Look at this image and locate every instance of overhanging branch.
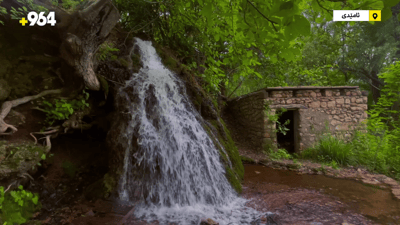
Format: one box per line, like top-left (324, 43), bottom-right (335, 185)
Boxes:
top-left (246, 0), bottom-right (278, 32)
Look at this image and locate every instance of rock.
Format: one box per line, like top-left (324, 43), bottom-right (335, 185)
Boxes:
top-left (200, 218), bottom-right (219, 225)
top-left (392, 188), bottom-right (400, 199)
top-left (0, 79), bottom-right (11, 101)
top-left (327, 101), bottom-right (336, 108)
top-left (264, 212), bottom-right (280, 225)
top-left (85, 210), bottom-right (95, 217)
top-left (0, 141), bottom-right (47, 181)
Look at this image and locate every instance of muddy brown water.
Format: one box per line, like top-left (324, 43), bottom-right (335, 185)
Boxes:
top-left (244, 165), bottom-right (400, 224)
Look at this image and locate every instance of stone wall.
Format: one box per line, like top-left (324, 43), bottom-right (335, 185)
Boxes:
top-left (227, 90), bottom-right (268, 150)
top-left (227, 87), bottom-right (368, 152)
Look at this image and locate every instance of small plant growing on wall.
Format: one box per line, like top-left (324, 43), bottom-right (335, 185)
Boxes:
top-left (264, 104), bottom-right (290, 135)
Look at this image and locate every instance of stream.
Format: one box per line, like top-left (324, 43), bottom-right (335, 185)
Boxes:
top-left (244, 165), bottom-right (400, 224)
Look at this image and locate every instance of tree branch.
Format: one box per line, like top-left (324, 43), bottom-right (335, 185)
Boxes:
top-left (246, 0), bottom-right (278, 32)
top-left (339, 66), bottom-right (384, 86)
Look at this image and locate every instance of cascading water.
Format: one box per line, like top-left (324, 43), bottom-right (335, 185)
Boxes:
top-left (115, 38), bottom-right (263, 224)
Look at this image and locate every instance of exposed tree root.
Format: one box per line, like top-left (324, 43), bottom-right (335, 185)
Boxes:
top-left (30, 129), bottom-right (59, 145)
top-left (0, 89), bottom-right (63, 135)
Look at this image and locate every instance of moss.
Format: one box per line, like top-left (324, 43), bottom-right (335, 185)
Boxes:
top-left (0, 141), bottom-right (49, 181)
top-left (97, 75), bottom-right (109, 99)
top-left (206, 119), bottom-right (244, 193)
top-left (240, 156), bottom-right (256, 164)
top-left (163, 56), bottom-right (178, 71)
top-left (191, 92), bottom-right (203, 111)
top-left (117, 58), bottom-right (129, 68)
top-left (211, 98), bottom-right (219, 111)
top-left (103, 173), bottom-right (116, 194)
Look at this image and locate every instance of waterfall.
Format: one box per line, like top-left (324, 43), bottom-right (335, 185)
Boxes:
top-left (114, 38), bottom-right (262, 224)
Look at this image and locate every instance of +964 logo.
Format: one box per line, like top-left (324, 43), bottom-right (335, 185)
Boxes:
top-left (21, 11), bottom-right (56, 26)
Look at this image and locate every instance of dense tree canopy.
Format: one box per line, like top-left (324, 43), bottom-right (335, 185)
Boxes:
top-left (111, 0), bottom-right (400, 95)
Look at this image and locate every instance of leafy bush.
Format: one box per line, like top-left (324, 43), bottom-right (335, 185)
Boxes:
top-left (301, 133), bottom-right (356, 166)
top-left (41, 90), bottom-right (89, 126)
top-left (268, 148), bottom-right (293, 160)
top-left (0, 185), bottom-right (40, 225)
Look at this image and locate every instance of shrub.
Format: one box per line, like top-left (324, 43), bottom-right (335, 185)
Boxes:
top-left (0, 185), bottom-right (41, 225)
top-left (269, 148), bottom-right (293, 160)
top-left (301, 133), bottom-right (356, 166)
top-left (41, 89), bottom-right (89, 126)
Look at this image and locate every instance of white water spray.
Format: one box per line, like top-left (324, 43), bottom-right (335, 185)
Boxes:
top-left (115, 38), bottom-right (263, 224)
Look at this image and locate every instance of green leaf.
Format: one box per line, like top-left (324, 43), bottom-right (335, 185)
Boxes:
top-left (381, 7), bottom-right (392, 22)
top-left (280, 1), bottom-right (294, 10)
top-left (247, 50), bottom-right (252, 57)
top-left (284, 15), bottom-right (310, 40)
top-left (41, 154), bottom-right (46, 160)
top-left (270, 54), bottom-right (278, 63)
top-left (32, 195), bottom-right (38, 205)
top-left (214, 34), bottom-right (220, 41)
top-left (223, 58), bottom-right (230, 64)
top-left (369, 1), bottom-right (384, 9)
top-left (384, 0), bottom-right (400, 7)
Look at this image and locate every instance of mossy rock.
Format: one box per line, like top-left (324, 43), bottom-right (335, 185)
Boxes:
top-left (204, 119), bottom-right (244, 193)
top-left (0, 141), bottom-right (46, 181)
top-left (84, 173), bottom-right (117, 200)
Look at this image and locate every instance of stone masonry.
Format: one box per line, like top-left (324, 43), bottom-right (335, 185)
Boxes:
top-left (227, 86), bottom-right (368, 152)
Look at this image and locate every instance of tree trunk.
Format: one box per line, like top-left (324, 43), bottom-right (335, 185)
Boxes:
top-left (371, 70), bottom-right (381, 104)
top-left (56, 0), bottom-right (120, 90)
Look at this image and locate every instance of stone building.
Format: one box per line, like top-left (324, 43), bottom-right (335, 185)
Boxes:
top-left (227, 86), bottom-right (368, 153)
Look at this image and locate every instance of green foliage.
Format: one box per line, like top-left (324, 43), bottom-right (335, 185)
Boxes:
top-left (327, 160), bottom-right (339, 169)
top-left (268, 148), bottom-right (293, 160)
top-left (51, 0), bottom-right (86, 11)
top-left (264, 105), bottom-right (290, 135)
top-left (0, 185), bottom-right (40, 225)
top-left (41, 89), bottom-right (89, 126)
top-left (240, 155), bottom-right (256, 164)
top-left (115, 0), bottom-right (394, 93)
top-left (301, 132), bottom-right (356, 166)
top-left (0, 0), bottom-right (48, 23)
top-left (97, 42), bottom-right (120, 61)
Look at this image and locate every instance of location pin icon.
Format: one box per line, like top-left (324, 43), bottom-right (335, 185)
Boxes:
top-left (373, 13), bottom-right (378, 20)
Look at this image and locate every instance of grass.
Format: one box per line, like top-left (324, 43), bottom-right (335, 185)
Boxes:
top-left (300, 130), bottom-right (400, 180)
top-left (301, 133), bottom-right (356, 166)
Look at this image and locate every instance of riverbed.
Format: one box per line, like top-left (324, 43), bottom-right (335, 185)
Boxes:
top-left (242, 164), bottom-right (400, 224)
